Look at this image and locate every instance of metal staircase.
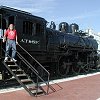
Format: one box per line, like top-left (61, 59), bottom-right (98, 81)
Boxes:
top-left (1, 43), bottom-right (50, 96)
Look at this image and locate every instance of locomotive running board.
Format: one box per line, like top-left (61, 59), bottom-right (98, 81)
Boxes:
top-left (2, 61), bottom-right (44, 96)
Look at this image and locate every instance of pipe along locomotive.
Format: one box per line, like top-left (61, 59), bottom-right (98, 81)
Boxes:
top-left (0, 6), bottom-right (99, 81)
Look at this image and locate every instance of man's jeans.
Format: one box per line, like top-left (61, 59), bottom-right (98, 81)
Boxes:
top-left (5, 39), bottom-right (16, 59)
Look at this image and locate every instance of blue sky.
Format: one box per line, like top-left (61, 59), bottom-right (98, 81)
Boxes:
top-left (0, 0), bottom-right (100, 33)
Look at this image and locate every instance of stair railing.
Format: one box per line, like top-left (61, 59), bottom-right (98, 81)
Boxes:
top-left (1, 43), bottom-right (50, 95)
top-left (17, 43), bottom-right (50, 94)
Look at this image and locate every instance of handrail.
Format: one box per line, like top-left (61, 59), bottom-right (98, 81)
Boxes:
top-left (17, 43), bottom-right (50, 94)
top-left (2, 61), bottom-right (35, 96)
top-left (1, 43), bottom-right (50, 94)
top-left (2, 47), bottom-right (39, 77)
top-left (17, 43), bottom-right (50, 76)
top-left (2, 47), bottom-right (44, 95)
top-left (17, 49), bottom-right (49, 82)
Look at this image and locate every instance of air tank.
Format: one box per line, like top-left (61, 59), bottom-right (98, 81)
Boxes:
top-left (70, 23), bottom-right (79, 33)
top-left (59, 22), bottom-right (69, 33)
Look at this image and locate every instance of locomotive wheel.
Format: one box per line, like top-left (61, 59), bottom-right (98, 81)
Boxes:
top-left (72, 65), bottom-right (81, 75)
top-left (58, 57), bottom-right (70, 77)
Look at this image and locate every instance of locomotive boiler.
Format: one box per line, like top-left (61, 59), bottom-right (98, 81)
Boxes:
top-left (47, 22), bottom-right (98, 76)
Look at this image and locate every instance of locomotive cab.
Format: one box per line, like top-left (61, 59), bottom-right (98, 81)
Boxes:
top-left (0, 6), bottom-right (48, 81)
top-left (0, 6), bottom-right (47, 53)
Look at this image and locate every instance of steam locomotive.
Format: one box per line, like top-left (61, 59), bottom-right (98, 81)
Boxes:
top-left (0, 6), bottom-right (98, 80)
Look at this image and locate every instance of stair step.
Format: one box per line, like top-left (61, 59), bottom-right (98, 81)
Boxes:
top-left (8, 65), bottom-right (18, 69)
top-left (8, 65), bottom-right (18, 67)
top-left (26, 83), bottom-right (36, 88)
top-left (31, 88), bottom-right (43, 94)
top-left (16, 74), bottom-right (26, 77)
top-left (12, 70), bottom-right (24, 74)
top-left (6, 61), bottom-right (14, 62)
top-left (21, 79), bottom-right (32, 84)
top-left (12, 69), bottom-right (23, 72)
top-left (5, 61), bottom-right (15, 65)
top-left (27, 86), bottom-right (43, 94)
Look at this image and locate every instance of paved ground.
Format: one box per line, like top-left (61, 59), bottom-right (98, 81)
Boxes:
top-left (0, 72), bottom-right (100, 100)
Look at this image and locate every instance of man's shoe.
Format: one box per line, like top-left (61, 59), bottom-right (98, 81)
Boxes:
top-left (4, 57), bottom-right (8, 62)
top-left (11, 58), bottom-right (17, 62)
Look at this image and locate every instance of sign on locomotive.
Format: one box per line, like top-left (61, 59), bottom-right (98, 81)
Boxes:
top-left (0, 5), bottom-right (99, 81)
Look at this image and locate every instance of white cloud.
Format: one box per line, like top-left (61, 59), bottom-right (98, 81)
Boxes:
top-left (66, 9), bottom-right (100, 21)
top-left (0, 0), bottom-right (57, 14)
top-left (45, 9), bottom-right (100, 25)
top-left (1, 0), bottom-right (100, 31)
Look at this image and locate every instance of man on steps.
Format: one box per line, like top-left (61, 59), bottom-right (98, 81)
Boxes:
top-left (3, 24), bottom-right (18, 62)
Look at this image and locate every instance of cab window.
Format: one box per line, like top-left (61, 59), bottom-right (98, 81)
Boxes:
top-left (23, 21), bottom-right (33, 35)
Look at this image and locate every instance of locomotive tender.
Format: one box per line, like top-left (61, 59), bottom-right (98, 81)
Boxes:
top-left (0, 6), bottom-right (98, 79)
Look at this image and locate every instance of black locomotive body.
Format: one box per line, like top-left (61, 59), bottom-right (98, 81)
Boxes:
top-left (0, 6), bottom-right (99, 79)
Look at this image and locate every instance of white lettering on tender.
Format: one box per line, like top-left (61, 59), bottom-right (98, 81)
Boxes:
top-left (20, 39), bottom-right (39, 44)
